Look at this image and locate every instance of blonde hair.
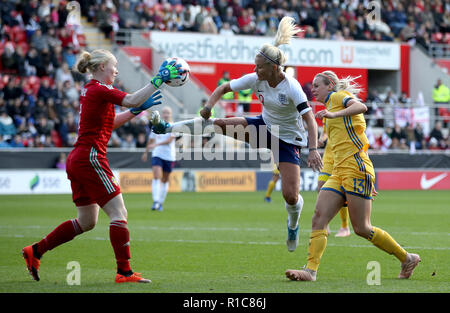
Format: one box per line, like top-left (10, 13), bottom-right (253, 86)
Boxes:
top-left (258, 16), bottom-right (301, 67)
top-left (315, 70), bottom-right (363, 97)
top-left (74, 49), bottom-right (115, 74)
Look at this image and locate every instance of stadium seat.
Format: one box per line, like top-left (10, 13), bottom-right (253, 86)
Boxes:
top-left (26, 76), bottom-right (41, 96)
top-left (11, 26), bottom-right (27, 43)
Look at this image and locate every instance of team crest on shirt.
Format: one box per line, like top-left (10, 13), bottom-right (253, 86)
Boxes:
top-left (111, 176), bottom-right (119, 187)
top-left (278, 93), bottom-right (288, 105)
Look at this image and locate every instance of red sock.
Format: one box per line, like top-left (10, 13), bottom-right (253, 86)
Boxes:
top-left (109, 220), bottom-right (131, 273)
top-left (36, 219), bottom-right (83, 257)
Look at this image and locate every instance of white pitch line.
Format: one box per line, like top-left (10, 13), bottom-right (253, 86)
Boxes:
top-left (2, 234), bottom-right (449, 251)
top-left (0, 225), bottom-right (449, 236)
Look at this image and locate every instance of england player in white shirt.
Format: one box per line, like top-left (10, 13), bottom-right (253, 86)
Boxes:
top-left (152, 17), bottom-right (323, 251)
top-left (142, 106), bottom-right (176, 211)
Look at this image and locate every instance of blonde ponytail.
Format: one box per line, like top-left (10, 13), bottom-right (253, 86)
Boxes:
top-left (316, 70), bottom-right (363, 97)
top-left (274, 16), bottom-right (301, 47)
top-left (258, 16), bottom-right (302, 67)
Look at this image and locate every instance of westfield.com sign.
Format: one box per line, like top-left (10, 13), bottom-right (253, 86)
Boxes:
top-left (150, 31), bottom-right (400, 70)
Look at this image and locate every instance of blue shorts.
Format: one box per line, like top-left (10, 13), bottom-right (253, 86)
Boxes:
top-left (245, 115), bottom-right (301, 165)
top-left (152, 157), bottom-right (175, 173)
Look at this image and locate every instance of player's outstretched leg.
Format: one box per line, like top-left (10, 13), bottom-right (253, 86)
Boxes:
top-left (21, 218), bottom-right (84, 281)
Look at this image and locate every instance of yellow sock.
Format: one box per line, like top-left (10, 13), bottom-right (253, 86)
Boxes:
top-left (306, 229), bottom-right (328, 272)
top-left (265, 180), bottom-right (275, 198)
top-left (339, 207), bottom-right (349, 228)
top-left (368, 226), bottom-right (407, 263)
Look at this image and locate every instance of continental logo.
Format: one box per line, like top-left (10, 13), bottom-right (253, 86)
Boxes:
top-left (119, 172), bottom-right (182, 193)
top-left (195, 171), bottom-right (255, 192)
top-left (121, 174), bottom-right (152, 187)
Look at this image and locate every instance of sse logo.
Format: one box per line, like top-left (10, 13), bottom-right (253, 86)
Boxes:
top-left (29, 174), bottom-right (61, 191)
top-left (0, 177), bottom-right (11, 189)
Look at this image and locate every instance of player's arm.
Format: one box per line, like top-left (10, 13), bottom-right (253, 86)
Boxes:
top-left (301, 107), bottom-right (323, 172)
top-left (141, 137), bottom-right (156, 162)
top-left (315, 99), bottom-right (367, 119)
top-left (156, 135), bottom-right (176, 146)
top-left (113, 90), bottom-right (163, 129)
top-left (200, 82), bottom-right (232, 119)
top-left (122, 59), bottom-right (182, 108)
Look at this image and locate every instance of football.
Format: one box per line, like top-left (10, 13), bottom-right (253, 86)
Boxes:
top-left (165, 57), bottom-right (190, 87)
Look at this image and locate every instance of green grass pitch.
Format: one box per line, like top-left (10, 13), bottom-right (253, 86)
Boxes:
top-left (0, 190), bottom-right (448, 293)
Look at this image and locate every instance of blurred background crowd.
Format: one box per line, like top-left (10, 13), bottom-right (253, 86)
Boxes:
top-left (0, 0), bottom-right (448, 152)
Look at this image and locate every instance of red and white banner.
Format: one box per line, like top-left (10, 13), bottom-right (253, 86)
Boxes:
top-left (377, 170), bottom-right (450, 190)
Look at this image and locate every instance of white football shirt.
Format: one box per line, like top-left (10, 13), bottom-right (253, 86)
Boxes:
top-left (149, 133), bottom-right (176, 161)
top-left (229, 73), bottom-right (310, 146)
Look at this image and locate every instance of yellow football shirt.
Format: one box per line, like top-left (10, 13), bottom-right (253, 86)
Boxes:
top-left (324, 90), bottom-right (369, 167)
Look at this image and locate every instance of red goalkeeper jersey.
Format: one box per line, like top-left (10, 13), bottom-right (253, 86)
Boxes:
top-left (74, 79), bottom-right (127, 156)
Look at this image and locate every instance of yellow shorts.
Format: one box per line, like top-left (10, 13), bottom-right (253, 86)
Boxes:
top-left (322, 150), bottom-right (375, 200)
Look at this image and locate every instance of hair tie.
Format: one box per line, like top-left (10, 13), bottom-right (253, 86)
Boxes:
top-left (258, 50), bottom-right (280, 66)
top-left (321, 73), bottom-right (336, 87)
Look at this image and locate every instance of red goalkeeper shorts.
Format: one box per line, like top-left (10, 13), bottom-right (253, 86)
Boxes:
top-left (66, 146), bottom-right (121, 207)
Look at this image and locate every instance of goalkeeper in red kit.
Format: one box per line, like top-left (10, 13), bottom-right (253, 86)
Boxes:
top-left (21, 49), bottom-right (182, 283)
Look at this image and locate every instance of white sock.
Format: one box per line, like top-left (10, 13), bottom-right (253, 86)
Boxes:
top-left (152, 179), bottom-right (161, 203)
top-left (159, 182), bottom-right (169, 204)
top-left (167, 118), bottom-right (215, 135)
top-left (285, 194), bottom-right (304, 230)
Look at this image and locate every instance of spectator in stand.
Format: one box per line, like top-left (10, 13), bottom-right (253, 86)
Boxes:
top-left (25, 13), bottom-right (41, 38)
top-left (121, 133), bottom-right (136, 149)
top-left (399, 92), bottom-right (411, 105)
top-left (62, 80), bottom-right (79, 103)
top-left (379, 128), bottom-right (393, 151)
top-left (119, 1), bottom-right (139, 29)
top-left (414, 123), bottom-right (427, 150)
top-left (0, 135), bottom-right (10, 147)
top-left (26, 47), bottom-right (44, 77)
top-left (37, 78), bottom-right (56, 102)
top-left (390, 124), bottom-right (408, 150)
top-left (97, 2), bottom-right (114, 39)
top-left (10, 134), bottom-right (24, 148)
top-left (136, 132), bottom-right (148, 148)
top-left (1, 42), bottom-right (16, 71)
top-left (55, 62), bottom-right (74, 87)
top-left (432, 78), bottom-right (450, 127)
top-left (57, 98), bottom-right (75, 120)
top-left (31, 25), bottom-right (49, 51)
top-left (0, 108), bottom-right (17, 140)
top-left (13, 45), bottom-right (27, 76)
top-left (400, 19), bottom-right (416, 44)
top-left (32, 98), bottom-right (48, 120)
top-left (2, 78), bottom-right (23, 102)
top-left (35, 115), bottom-right (53, 138)
top-left (222, 7), bottom-right (239, 34)
top-left (220, 22), bottom-right (235, 35)
top-left (58, 27), bottom-right (74, 50)
top-left (429, 121), bottom-right (446, 149)
top-left (55, 152), bottom-right (67, 170)
top-left (384, 90), bottom-right (397, 128)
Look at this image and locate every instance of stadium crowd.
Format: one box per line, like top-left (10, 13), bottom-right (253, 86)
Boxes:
top-left (0, 0), bottom-right (449, 151)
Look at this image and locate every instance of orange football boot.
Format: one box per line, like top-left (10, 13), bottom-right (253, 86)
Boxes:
top-left (22, 245), bottom-right (40, 281)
